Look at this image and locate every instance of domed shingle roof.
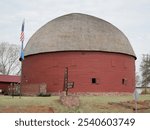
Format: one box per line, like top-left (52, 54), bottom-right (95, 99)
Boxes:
top-left (24, 13), bottom-right (136, 58)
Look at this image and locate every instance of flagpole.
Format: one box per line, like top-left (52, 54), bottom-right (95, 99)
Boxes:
top-left (19, 20), bottom-right (25, 98)
top-left (19, 41), bottom-right (23, 99)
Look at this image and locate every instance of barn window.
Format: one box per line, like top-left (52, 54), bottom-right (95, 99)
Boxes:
top-left (92, 78), bottom-right (97, 84)
top-left (122, 78), bottom-right (127, 85)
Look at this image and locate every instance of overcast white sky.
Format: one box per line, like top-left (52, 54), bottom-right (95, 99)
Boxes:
top-left (0, 0), bottom-right (150, 73)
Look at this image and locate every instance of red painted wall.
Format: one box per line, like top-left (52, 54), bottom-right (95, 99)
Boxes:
top-left (22, 51), bottom-right (135, 94)
top-left (0, 82), bottom-right (9, 93)
top-left (21, 84), bottom-right (41, 96)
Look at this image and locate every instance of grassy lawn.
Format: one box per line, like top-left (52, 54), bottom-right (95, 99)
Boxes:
top-left (0, 94), bottom-right (150, 113)
top-left (79, 95), bottom-right (150, 112)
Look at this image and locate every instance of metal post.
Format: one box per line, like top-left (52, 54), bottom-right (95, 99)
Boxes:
top-left (19, 63), bottom-right (22, 98)
top-left (135, 101), bottom-right (137, 113)
top-left (133, 89), bottom-right (139, 113)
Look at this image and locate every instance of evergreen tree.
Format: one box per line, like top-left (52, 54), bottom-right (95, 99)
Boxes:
top-left (140, 54), bottom-right (150, 88)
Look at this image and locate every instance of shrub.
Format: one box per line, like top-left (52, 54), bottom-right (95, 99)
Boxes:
top-left (37, 93), bottom-right (51, 97)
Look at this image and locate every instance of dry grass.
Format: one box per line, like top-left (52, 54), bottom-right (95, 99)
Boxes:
top-left (0, 94), bottom-right (150, 113)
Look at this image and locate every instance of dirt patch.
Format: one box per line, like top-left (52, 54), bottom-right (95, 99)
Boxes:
top-left (0, 105), bottom-right (54, 113)
top-left (108, 100), bottom-right (150, 112)
top-left (60, 95), bottom-right (80, 108)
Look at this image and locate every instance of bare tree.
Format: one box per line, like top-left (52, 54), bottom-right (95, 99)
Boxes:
top-left (140, 54), bottom-right (150, 88)
top-left (0, 42), bottom-right (21, 75)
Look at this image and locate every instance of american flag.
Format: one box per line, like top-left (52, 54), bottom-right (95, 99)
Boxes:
top-left (20, 20), bottom-right (25, 42)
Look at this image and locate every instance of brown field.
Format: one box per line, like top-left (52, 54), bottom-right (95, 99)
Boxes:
top-left (0, 94), bottom-right (150, 113)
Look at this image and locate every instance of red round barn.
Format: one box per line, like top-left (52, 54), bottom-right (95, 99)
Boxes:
top-left (22, 13), bottom-right (136, 95)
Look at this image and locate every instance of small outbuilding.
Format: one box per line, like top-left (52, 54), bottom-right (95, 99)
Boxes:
top-left (0, 75), bottom-right (20, 94)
